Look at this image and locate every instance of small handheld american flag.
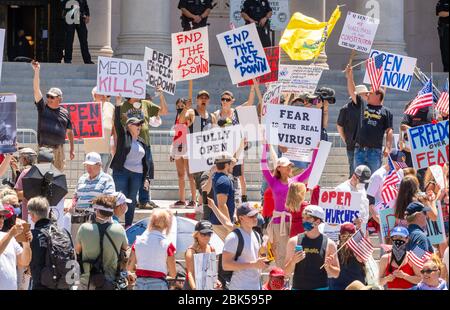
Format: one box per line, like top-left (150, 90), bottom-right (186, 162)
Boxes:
top-left (405, 79), bottom-right (434, 116)
top-left (366, 54), bottom-right (384, 92)
top-left (435, 79), bottom-right (449, 115)
top-left (381, 157), bottom-right (401, 204)
top-left (347, 230), bottom-right (374, 263)
top-left (407, 246), bottom-right (433, 270)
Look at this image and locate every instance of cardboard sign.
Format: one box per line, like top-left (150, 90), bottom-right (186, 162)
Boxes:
top-left (307, 141), bottom-right (332, 190)
top-left (144, 47), bottom-right (176, 95)
top-left (319, 190), bottom-right (363, 242)
top-left (261, 83), bottom-right (282, 121)
top-left (217, 23), bottom-right (271, 85)
top-left (278, 65), bottom-right (324, 96)
top-left (338, 11), bottom-right (379, 53)
top-left (407, 120), bottom-right (449, 170)
top-left (426, 202), bottom-right (446, 245)
top-left (97, 57), bottom-right (146, 99)
top-left (238, 46), bottom-right (280, 86)
top-left (429, 165), bottom-right (446, 189)
top-left (187, 125), bottom-right (242, 174)
top-left (60, 102), bottom-right (103, 139)
top-left (264, 105), bottom-right (322, 149)
top-left (172, 27), bottom-right (210, 82)
top-left (194, 253), bottom-right (218, 290)
top-left (0, 94), bottom-right (17, 154)
top-left (379, 208), bottom-right (397, 242)
top-left (0, 29), bottom-right (5, 83)
top-left (236, 106), bottom-right (262, 142)
top-left (363, 50), bottom-right (417, 92)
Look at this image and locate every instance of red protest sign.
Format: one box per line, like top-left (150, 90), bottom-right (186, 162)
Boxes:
top-left (238, 46), bottom-right (280, 87)
top-left (60, 102), bottom-right (103, 139)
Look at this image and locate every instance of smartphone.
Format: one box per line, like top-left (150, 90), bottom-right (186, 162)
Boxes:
top-left (295, 245), bottom-right (303, 252)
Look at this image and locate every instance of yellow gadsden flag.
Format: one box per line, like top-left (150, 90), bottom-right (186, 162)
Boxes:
top-left (280, 6), bottom-right (342, 61)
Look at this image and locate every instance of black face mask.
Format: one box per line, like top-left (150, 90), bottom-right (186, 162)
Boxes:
top-left (392, 239), bottom-right (407, 265)
top-left (176, 108), bottom-right (184, 114)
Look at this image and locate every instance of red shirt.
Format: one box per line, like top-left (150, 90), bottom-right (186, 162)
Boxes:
top-left (262, 187), bottom-right (275, 218)
top-left (289, 201), bottom-right (309, 237)
top-left (385, 255), bottom-right (416, 289)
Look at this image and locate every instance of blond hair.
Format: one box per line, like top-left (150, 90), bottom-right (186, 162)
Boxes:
top-left (0, 188), bottom-right (17, 200)
top-left (2, 194), bottom-right (18, 205)
top-left (148, 209), bottom-right (173, 233)
top-left (285, 182), bottom-right (306, 213)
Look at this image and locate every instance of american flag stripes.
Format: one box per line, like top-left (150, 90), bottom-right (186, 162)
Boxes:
top-left (435, 79), bottom-right (449, 115)
top-left (381, 157), bottom-right (401, 204)
top-left (366, 54), bottom-right (384, 92)
top-left (408, 246), bottom-right (433, 270)
top-left (405, 79), bottom-right (434, 116)
top-left (347, 230), bottom-right (374, 263)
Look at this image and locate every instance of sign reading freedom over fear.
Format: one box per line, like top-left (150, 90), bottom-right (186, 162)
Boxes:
top-left (172, 27), bottom-right (209, 82)
top-left (97, 57), bottom-right (146, 99)
top-left (338, 11), bottom-right (379, 53)
top-left (60, 102), bottom-right (103, 139)
top-left (407, 120), bottom-right (449, 170)
top-left (238, 46), bottom-right (280, 86)
top-left (217, 23), bottom-right (271, 85)
top-left (144, 47), bottom-right (176, 95)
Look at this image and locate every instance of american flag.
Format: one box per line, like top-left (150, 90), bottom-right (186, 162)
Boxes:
top-left (435, 79), bottom-right (449, 115)
top-left (347, 230), bottom-right (374, 263)
top-left (405, 79), bottom-right (434, 116)
top-left (381, 157), bottom-right (401, 204)
top-left (408, 246), bottom-right (433, 270)
top-left (366, 54), bottom-right (384, 92)
top-left (392, 159), bottom-right (408, 170)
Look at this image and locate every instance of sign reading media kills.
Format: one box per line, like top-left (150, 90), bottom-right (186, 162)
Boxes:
top-left (60, 102), bottom-right (103, 139)
top-left (144, 47), bottom-right (176, 95)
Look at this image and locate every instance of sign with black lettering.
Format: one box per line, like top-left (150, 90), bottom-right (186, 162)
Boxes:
top-left (0, 94), bottom-right (17, 154)
top-left (144, 47), bottom-right (176, 95)
top-left (60, 102), bottom-right (103, 139)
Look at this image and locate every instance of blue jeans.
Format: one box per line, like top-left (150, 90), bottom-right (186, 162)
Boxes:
top-left (347, 150), bottom-right (355, 178)
top-left (113, 168), bottom-right (143, 226)
top-left (135, 277), bottom-right (168, 290)
top-left (138, 146), bottom-right (154, 204)
top-left (354, 147), bottom-right (382, 176)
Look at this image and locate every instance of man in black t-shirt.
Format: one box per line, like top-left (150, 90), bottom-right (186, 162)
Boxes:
top-left (31, 61), bottom-right (74, 172)
top-left (178, 0), bottom-right (213, 31)
top-left (345, 65), bottom-right (394, 176)
top-left (241, 0), bottom-right (273, 47)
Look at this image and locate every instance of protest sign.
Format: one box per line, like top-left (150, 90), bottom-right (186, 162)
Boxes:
top-left (363, 49), bottom-right (417, 92)
top-left (229, 0), bottom-right (290, 31)
top-left (407, 120), bottom-right (449, 170)
top-left (60, 102), bottom-right (103, 139)
top-left (426, 202), bottom-right (446, 245)
top-left (236, 106), bottom-right (262, 142)
top-left (338, 11), bottom-right (379, 53)
top-left (172, 27), bottom-right (209, 82)
top-left (0, 94), bottom-right (17, 154)
top-left (307, 141), bottom-right (332, 190)
top-left (429, 165), bottom-right (446, 189)
top-left (97, 57), bottom-right (146, 99)
top-left (194, 253), bottom-right (218, 290)
top-left (144, 47), bottom-right (176, 95)
top-left (187, 125), bottom-right (242, 174)
top-left (217, 23), bottom-right (271, 85)
top-left (265, 105), bottom-right (322, 149)
top-left (0, 29), bottom-right (5, 83)
top-left (282, 148), bottom-right (312, 163)
top-left (261, 83), bottom-right (282, 121)
top-left (379, 208), bottom-right (397, 241)
top-left (238, 46), bottom-right (280, 86)
top-left (278, 65), bottom-right (324, 96)
top-left (319, 189), bottom-right (363, 242)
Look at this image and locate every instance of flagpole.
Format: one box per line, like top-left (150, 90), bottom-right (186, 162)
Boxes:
top-left (319, 228), bottom-right (363, 270)
top-left (341, 58), bottom-right (368, 72)
top-left (431, 62), bottom-right (436, 121)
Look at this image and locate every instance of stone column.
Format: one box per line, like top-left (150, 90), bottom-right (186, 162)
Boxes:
top-left (115, 0), bottom-right (171, 60)
top-left (72, 0), bottom-right (113, 63)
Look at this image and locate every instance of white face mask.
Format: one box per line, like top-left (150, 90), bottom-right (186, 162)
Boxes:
top-left (133, 101), bottom-right (142, 109)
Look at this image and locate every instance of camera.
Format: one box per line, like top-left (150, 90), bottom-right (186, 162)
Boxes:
top-left (315, 87), bottom-right (336, 104)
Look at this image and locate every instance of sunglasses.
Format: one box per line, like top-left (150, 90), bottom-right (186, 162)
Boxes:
top-left (46, 95), bottom-right (58, 100)
top-left (421, 268), bottom-right (439, 274)
top-left (221, 97), bottom-right (232, 102)
top-left (131, 123), bottom-right (143, 127)
top-left (200, 232), bottom-right (213, 237)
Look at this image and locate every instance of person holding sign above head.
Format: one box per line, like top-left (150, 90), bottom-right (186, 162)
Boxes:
top-left (345, 65), bottom-right (394, 176)
top-left (178, 0), bottom-right (213, 31)
top-left (31, 61), bottom-right (74, 172)
top-left (241, 0), bottom-right (273, 47)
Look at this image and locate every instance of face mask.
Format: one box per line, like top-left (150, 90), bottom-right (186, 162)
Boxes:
top-left (392, 239), bottom-right (407, 265)
top-left (302, 221), bottom-right (315, 232)
top-left (176, 108), bottom-right (184, 114)
top-left (133, 101), bottom-right (142, 109)
top-left (269, 278), bottom-right (284, 290)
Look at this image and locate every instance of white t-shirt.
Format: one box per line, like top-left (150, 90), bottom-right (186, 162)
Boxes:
top-left (223, 228), bottom-right (261, 290)
top-left (335, 180), bottom-right (370, 231)
top-left (0, 232), bottom-right (23, 290)
top-left (367, 166), bottom-right (388, 205)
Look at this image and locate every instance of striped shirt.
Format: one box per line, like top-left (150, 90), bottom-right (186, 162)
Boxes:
top-left (75, 171), bottom-right (115, 209)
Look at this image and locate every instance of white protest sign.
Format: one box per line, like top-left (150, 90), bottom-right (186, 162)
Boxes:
top-left (278, 65), bottom-right (324, 96)
top-left (307, 141), bottom-right (332, 190)
top-left (144, 47), bottom-right (176, 95)
top-left (187, 125), bottom-right (242, 174)
top-left (319, 189), bottom-right (363, 242)
top-left (236, 106), bottom-right (262, 142)
top-left (363, 49), bottom-right (417, 92)
top-left (429, 165), bottom-right (446, 189)
top-left (283, 148), bottom-right (312, 162)
top-left (217, 23), bottom-right (271, 85)
top-left (426, 201), bottom-right (446, 245)
top-left (407, 120), bottom-right (449, 170)
top-left (261, 83), bottom-right (282, 121)
top-left (338, 11), bottom-right (379, 53)
top-left (97, 57), bottom-right (146, 99)
top-left (172, 27), bottom-right (210, 82)
top-left (194, 253), bottom-right (218, 290)
top-left (264, 105), bottom-right (322, 149)
top-left (0, 29), bottom-right (5, 83)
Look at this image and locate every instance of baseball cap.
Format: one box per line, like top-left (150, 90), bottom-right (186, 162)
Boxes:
top-left (38, 147), bottom-right (54, 163)
top-left (0, 203), bottom-right (11, 216)
top-left (390, 149), bottom-right (406, 162)
top-left (269, 267), bottom-right (285, 278)
top-left (303, 205), bottom-right (325, 222)
top-left (354, 85), bottom-right (371, 95)
top-left (114, 192), bottom-right (132, 206)
top-left (197, 90), bottom-right (210, 98)
top-left (126, 117), bottom-right (145, 126)
top-left (405, 201), bottom-right (431, 216)
top-left (236, 203), bottom-right (260, 217)
top-left (83, 152), bottom-right (102, 166)
top-left (214, 152), bottom-right (237, 165)
top-left (195, 220), bottom-right (214, 234)
top-left (19, 148), bottom-right (37, 156)
top-left (47, 87), bottom-right (63, 97)
top-left (354, 165), bottom-right (372, 184)
top-left (390, 226), bottom-right (410, 238)
top-left (340, 222), bottom-right (356, 235)
top-left (276, 157), bottom-right (294, 168)
top-left (221, 91), bottom-right (234, 98)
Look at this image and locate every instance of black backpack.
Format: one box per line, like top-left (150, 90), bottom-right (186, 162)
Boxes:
top-left (40, 224), bottom-right (76, 290)
top-left (217, 228), bottom-right (262, 290)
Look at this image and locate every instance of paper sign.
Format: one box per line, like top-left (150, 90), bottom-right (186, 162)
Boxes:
top-left (338, 11), bottom-right (379, 53)
top-left (217, 23), bottom-right (271, 85)
top-left (264, 105), bottom-right (322, 149)
top-left (307, 141), bottom-right (332, 190)
top-left (319, 190), bottom-right (363, 242)
top-left (407, 120), bottom-right (449, 170)
top-left (0, 94), bottom-right (17, 154)
top-left (238, 46), bottom-right (280, 86)
top-left (283, 148), bottom-right (312, 162)
top-left (144, 47), bottom-right (176, 95)
top-left (60, 102), bottom-right (103, 139)
top-left (429, 165), bottom-right (446, 189)
top-left (194, 253), bottom-right (218, 290)
top-left (426, 202), bottom-right (446, 245)
top-left (379, 208), bottom-right (397, 242)
top-left (172, 27), bottom-right (210, 82)
top-left (0, 29), bottom-right (5, 83)
top-left (236, 106), bottom-right (262, 142)
top-left (278, 65), bottom-right (324, 95)
top-left (230, 0), bottom-right (290, 31)
top-left (97, 57), bottom-right (146, 99)
top-left (363, 49), bottom-right (417, 92)
top-left (261, 83), bottom-right (282, 121)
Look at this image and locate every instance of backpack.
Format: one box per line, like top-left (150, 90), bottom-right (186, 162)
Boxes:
top-left (40, 224), bottom-right (76, 290)
top-left (217, 228), bottom-right (262, 290)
